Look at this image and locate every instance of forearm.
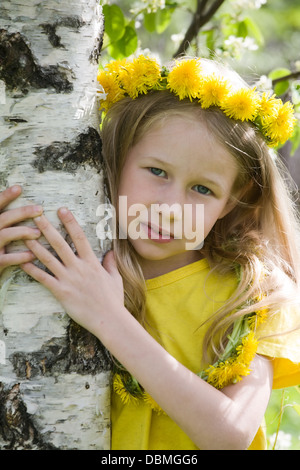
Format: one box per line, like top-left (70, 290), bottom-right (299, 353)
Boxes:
top-left (94, 304), bottom-right (263, 450)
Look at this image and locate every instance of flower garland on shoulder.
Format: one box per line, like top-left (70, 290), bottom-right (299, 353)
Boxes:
top-left (198, 302), bottom-right (268, 389)
top-left (97, 55), bottom-right (296, 148)
top-left (112, 302), bottom-right (268, 413)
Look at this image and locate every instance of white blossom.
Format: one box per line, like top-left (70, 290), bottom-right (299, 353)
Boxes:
top-left (254, 74), bottom-right (273, 92)
top-left (269, 431), bottom-right (292, 450)
top-left (231, 0), bottom-right (267, 10)
top-left (130, 0), bottom-right (166, 15)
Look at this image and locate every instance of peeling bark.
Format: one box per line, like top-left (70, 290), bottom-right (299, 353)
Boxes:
top-left (0, 0), bottom-right (110, 450)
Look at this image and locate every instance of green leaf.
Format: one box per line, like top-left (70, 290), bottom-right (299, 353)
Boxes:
top-left (201, 30), bottom-right (215, 53)
top-left (143, 12), bottom-right (156, 33)
top-left (274, 81), bottom-right (290, 96)
top-left (108, 25), bottom-right (138, 59)
top-left (144, 8), bottom-right (173, 34)
top-left (237, 20), bottom-right (248, 38)
top-left (292, 403), bottom-right (300, 416)
top-left (119, 25), bottom-right (138, 56)
top-left (243, 17), bottom-right (264, 46)
top-left (269, 68), bottom-right (291, 96)
top-left (103, 4), bottom-right (125, 42)
top-left (269, 68), bottom-right (291, 80)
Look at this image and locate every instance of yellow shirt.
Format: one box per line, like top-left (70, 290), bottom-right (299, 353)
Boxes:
top-left (111, 259), bottom-right (300, 450)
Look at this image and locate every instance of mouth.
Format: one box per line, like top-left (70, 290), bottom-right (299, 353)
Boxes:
top-left (140, 222), bottom-right (175, 243)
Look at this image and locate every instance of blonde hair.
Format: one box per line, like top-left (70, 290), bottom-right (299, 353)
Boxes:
top-left (100, 63), bottom-right (300, 363)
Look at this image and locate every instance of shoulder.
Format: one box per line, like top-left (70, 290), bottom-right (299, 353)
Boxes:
top-left (256, 303), bottom-right (300, 388)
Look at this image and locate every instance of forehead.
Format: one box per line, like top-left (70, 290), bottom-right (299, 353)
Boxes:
top-left (131, 115), bottom-right (238, 171)
top-left (124, 115), bottom-right (240, 194)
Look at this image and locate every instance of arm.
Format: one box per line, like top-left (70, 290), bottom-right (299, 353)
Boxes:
top-left (22, 208), bottom-right (273, 450)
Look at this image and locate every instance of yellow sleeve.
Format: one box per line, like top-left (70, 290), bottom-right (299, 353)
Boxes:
top-left (256, 304), bottom-right (300, 389)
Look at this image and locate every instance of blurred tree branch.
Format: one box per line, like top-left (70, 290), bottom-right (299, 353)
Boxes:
top-left (272, 71), bottom-right (300, 86)
top-left (173, 0), bottom-right (226, 57)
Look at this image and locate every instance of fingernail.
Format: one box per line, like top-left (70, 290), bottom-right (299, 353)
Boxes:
top-left (34, 216), bottom-right (41, 222)
top-left (33, 228), bottom-right (41, 235)
top-left (11, 185), bottom-right (21, 194)
top-left (59, 207), bottom-right (68, 215)
top-left (34, 205), bottom-right (43, 214)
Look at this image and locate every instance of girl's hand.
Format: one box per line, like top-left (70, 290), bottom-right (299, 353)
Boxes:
top-left (0, 186), bottom-right (43, 275)
top-left (21, 208), bottom-right (124, 336)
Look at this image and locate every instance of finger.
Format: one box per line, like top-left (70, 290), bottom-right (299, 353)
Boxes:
top-left (25, 239), bottom-right (65, 278)
top-left (102, 250), bottom-right (119, 276)
top-left (0, 250), bottom-right (36, 268)
top-left (57, 208), bottom-right (94, 259)
top-left (32, 214), bottom-right (76, 265)
top-left (21, 261), bottom-right (60, 293)
top-left (0, 204), bottom-right (43, 229)
top-left (0, 185), bottom-right (22, 210)
top-left (102, 250), bottom-right (123, 287)
top-left (0, 226), bottom-right (41, 249)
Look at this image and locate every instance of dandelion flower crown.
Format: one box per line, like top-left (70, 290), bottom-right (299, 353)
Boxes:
top-left (97, 55), bottom-right (296, 148)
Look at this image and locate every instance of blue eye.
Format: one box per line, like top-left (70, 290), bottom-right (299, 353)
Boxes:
top-left (149, 167), bottom-right (166, 177)
top-left (193, 185), bottom-right (211, 195)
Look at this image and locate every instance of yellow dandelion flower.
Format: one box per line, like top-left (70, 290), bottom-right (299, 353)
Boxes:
top-left (104, 58), bottom-right (128, 76)
top-left (236, 331), bottom-right (258, 365)
top-left (113, 374), bottom-right (139, 405)
top-left (198, 74), bottom-right (231, 109)
top-left (97, 71), bottom-right (124, 111)
top-left (143, 393), bottom-right (166, 415)
top-left (248, 308), bottom-right (269, 329)
top-left (262, 100), bottom-right (296, 145)
top-left (259, 92), bottom-right (281, 119)
top-left (205, 360), bottom-right (232, 389)
top-left (119, 55), bottom-right (161, 99)
top-left (255, 308), bottom-right (269, 326)
top-left (222, 88), bottom-right (261, 121)
top-left (166, 59), bottom-right (202, 101)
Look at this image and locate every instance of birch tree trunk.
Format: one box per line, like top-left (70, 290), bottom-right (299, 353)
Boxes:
top-left (0, 0), bottom-right (111, 450)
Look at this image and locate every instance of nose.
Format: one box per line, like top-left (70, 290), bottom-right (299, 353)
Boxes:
top-left (152, 184), bottom-right (185, 225)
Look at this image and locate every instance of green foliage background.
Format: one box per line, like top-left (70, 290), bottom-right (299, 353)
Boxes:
top-left (100, 0), bottom-right (300, 155)
top-left (100, 0), bottom-right (300, 449)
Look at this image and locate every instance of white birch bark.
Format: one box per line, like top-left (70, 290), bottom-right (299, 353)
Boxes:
top-left (0, 0), bottom-right (111, 450)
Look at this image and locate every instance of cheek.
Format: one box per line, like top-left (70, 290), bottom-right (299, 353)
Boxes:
top-left (199, 201), bottom-right (230, 237)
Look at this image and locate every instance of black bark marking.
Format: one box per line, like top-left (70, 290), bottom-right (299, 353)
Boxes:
top-left (0, 29), bottom-right (73, 94)
top-left (40, 16), bottom-right (85, 49)
top-left (32, 127), bottom-right (103, 173)
top-left (10, 321), bottom-right (111, 379)
top-left (89, 33), bottom-right (104, 64)
top-left (0, 382), bottom-right (57, 450)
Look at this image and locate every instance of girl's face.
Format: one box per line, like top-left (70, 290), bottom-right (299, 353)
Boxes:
top-left (117, 115), bottom-right (240, 278)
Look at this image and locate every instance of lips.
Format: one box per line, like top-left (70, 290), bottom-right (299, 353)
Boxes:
top-left (148, 223), bottom-right (174, 239)
top-left (139, 222), bottom-right (174, 243)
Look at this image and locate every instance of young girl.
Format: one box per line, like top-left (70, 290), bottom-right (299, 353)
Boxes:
top-left (1, 56), bottom-right (300, 450)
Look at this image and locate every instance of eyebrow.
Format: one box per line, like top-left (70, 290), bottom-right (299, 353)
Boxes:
top-left (142, 156), bottom-right (226, 191)
top-left (142, 156), bottom-right (170, 167)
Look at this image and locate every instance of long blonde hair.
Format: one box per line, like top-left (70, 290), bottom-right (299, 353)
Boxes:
top-left (100, 69), bottom-right (300, 362)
